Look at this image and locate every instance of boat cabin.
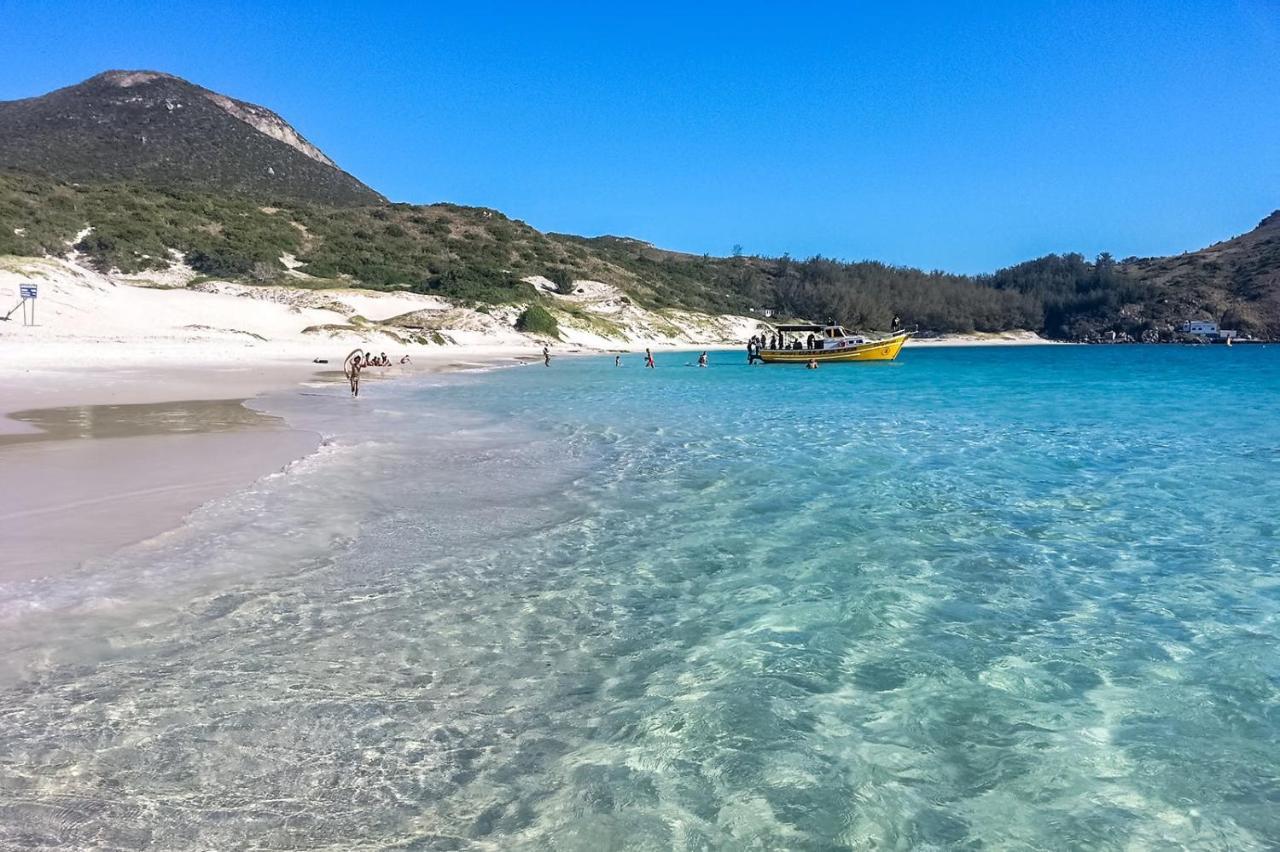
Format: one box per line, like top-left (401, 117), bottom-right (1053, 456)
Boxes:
top-left (765, 323), bottom-right (868, 352)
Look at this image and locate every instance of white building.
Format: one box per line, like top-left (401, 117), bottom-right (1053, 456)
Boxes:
top-left (1179, 320), bottom-right (1238, 340)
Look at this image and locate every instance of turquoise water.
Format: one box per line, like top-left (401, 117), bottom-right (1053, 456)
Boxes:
top-left (2, 345), bottom-right (1278, 849)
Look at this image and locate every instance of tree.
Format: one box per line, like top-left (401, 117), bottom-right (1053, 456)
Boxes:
top-left (548, 266), bottom-right (575, 295)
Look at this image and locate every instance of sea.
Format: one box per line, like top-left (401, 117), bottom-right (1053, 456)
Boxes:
top-left (1, 345), bottom-right (1278, 850)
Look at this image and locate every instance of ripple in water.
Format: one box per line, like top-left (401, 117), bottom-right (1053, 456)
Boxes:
top-left (1, 346), bottom-right (1278, 849)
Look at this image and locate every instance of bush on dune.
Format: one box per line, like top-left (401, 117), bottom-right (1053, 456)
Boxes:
top-left (515, 304), bottom-right (561, 339)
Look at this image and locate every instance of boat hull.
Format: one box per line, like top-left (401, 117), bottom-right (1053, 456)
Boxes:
top-left (759, 332), bottom-right (909, 363)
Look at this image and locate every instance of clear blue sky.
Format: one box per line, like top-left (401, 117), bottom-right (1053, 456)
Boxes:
top-left (2, 1), bottom-right (1277, 272)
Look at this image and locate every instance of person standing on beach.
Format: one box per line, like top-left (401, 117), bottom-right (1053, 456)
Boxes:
top-left (645, 348), bottom-right (655, 369)
top-left (543, 345), bottom-right (551, 367)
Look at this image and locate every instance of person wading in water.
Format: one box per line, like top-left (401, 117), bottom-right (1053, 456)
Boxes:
top-left (645, 348), bottom-right (655, 369)
top-left (543, 345), bottom-right (551, 367)
top-left (346, 352), bottom-right (363, 397)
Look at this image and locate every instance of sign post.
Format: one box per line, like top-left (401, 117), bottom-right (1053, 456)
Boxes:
top-left (19, 284), bottom-right (37, 326)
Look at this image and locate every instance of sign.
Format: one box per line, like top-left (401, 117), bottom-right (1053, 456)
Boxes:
top-left (19, 285), bottom-right (37, 299)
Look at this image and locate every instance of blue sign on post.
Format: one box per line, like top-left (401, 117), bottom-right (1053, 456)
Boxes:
top-left (18, 283), bottom-right (37, 325)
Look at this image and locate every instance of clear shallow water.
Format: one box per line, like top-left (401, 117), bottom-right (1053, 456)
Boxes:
top-left (1, 346), bottom-right (1278, 850)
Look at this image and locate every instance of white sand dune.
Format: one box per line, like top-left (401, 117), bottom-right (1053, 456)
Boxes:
top-left (0, 256), bottom-right (764, 371)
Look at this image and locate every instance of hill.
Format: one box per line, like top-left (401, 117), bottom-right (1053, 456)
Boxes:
top-left (2, 168), bottom-right (1278, 340)
top-left (1119, 212), bottom-right (1280, 338)
top-left (0, 71), bottom-right (382, 206)
top-left (1, 71), bottom-right (1277, 341)
top-left (0, 170), bottom-right (1041, 332)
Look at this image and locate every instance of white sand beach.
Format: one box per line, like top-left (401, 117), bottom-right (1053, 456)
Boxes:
top-left (0, 255), bottom-right (757, 581)
top-left (0, 254), bottom-right (1056, 582)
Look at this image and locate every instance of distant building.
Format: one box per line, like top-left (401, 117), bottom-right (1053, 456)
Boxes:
top-left (1179, 320), bottom-right (1238, 340)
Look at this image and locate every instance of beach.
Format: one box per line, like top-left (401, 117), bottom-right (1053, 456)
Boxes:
top-left (0, 350), bottom-right (532, 582)
top-left (0, 258), bottom-right (1064, 584)
top-left (0, 255), bottom-right (645, 580)
top-left (3, 10), bottom-right (1275, 844)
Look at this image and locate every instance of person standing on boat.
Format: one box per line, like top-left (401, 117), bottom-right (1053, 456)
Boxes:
top-left (806, 333), bottom-right (816, 350)
top-left (892, 314), bottom-right (902, 332)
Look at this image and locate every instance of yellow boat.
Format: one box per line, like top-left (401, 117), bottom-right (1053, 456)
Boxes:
top-left (757, 323), bottom-right (910, 363)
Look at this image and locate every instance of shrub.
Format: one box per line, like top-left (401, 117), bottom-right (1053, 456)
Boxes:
top-left (549, 266), bottom-right (576, 295)
top-left (415, 265), bottom-right (531, 304)
top-left (515, 304), bottom-right (560, 339)
top-left (187, 248), bottom-right (255, 277)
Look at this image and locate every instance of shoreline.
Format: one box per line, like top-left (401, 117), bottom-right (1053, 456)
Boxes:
top-left (0, 347), bottom-right (539, 584)
top-left (0, 327), bottom-right (1061, 584)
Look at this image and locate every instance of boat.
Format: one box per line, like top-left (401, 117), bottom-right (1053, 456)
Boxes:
top-left (757, 323), bottom-right (910, 363)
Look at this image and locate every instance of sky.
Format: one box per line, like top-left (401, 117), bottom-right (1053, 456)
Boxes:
top-left (1, 0), bottom-right (1277, 273)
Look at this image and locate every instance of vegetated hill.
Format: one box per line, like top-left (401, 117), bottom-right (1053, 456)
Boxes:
top-left (0, 169), bottom-right (1276, 339)
top-left (0, 169), bottom-right (639, 305)
top-left (1118, 211), bottom-right (1280, 338)
top-left (0, 71), bottom-right (382, 206)
top-left (0, 169), bottom-right (1042, 330)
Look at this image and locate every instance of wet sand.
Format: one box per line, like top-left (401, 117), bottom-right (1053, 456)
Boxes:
top-left (0, 397), bottom-right (292, 446)
top-left (0, 394), bottom-right (319, 583)
top-left (0, 355), bottom-right (531, 584)
top-left (1, 429), bottom-right (319, 582)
